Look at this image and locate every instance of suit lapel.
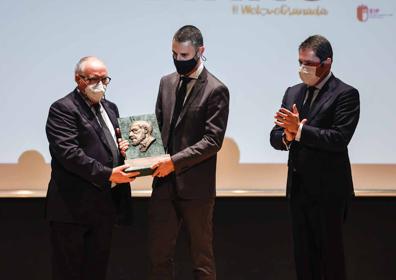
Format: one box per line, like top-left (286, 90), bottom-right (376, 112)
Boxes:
top-left (72, 90), bottom-right (112, 153)
top-left (308, 75), bottom-right (335, 121)
top-left (101, 101), bottom-right (118, 130)
top-left (166, 74), bottom-right (180, 128)
top-left (176, 68), bottom-right (208, 128)
top-left (295, 84), bottom-right (307, 113)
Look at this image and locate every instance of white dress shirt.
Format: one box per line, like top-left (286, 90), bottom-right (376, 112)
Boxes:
top-left (78, 88), bottom-right (118, 146)
top-left (93, 103), bottom-right (118, 146)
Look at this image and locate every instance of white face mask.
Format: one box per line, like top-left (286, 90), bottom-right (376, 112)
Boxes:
top-left (299, 65), bottom-right (320, 86)
top-left (84, 82), bottom-right (106, 104)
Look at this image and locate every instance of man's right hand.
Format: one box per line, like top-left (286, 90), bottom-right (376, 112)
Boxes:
top-left (109, 164), bottom-right (139, 184)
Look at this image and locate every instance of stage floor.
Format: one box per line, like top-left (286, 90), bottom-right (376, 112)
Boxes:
top-left (0, 197), bottom-right (395, 280)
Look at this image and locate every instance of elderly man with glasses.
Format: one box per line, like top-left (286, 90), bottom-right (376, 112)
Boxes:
top-left (45, 56), bottom-right (139, 280)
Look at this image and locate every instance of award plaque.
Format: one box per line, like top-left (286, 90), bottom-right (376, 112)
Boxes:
top-left (117, 114), bottom-right (169, 177)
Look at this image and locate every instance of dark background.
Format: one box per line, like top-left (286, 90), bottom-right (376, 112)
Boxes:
top-left (0, 197), bottom-right (395, 280)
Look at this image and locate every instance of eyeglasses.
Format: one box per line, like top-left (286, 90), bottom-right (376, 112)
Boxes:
top-left (79, 75), bottom-right (111, 85)
top-left (298, 60), bottom-right (324, 67)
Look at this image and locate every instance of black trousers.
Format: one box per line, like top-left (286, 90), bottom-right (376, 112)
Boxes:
top-left (148, 198), bottom-right (216, 280)
top-left (290, 179), bottom-right (348, 280)
top-left (49, 220), bottom-right (113, 280)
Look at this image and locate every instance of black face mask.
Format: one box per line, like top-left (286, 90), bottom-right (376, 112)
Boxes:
top-left (173, 54), bottom-right (199, 75)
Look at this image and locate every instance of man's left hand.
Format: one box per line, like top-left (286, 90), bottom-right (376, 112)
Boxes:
top-left (116, 128), bottom-right (129, 158)
top-left (118, 139), bottom-right (129, 158)
top-left (151, 157), bottom-right (175, 177)
top-left (274, 104), bottom-right (302, 134)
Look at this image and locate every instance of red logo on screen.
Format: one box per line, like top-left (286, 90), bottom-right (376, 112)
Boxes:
top-left (356, 5), bottom-right (392, 22)
top-left (357, 5), bottom-right (369, 22)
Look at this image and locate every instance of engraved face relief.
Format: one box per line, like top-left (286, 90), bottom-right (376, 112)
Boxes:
top-left (129, 120), bottom-right (156, 152)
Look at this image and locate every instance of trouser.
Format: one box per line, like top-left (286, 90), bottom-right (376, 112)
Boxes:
top-left (49, 220), bottom-right (113, 280)
top-left (148, 198), bottom-right (216, 280)
top-left (290, 178), bottom-right (348, 280)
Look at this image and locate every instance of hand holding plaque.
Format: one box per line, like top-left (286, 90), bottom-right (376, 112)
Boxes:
top-left (117, 114), bottom-right (170, 177)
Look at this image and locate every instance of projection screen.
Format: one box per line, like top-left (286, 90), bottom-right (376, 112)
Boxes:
top-left (0, 0), bottom-right (395, 196)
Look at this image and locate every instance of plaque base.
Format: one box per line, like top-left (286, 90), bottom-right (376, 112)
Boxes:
top-left (124, 154), bottom-right (170, 177)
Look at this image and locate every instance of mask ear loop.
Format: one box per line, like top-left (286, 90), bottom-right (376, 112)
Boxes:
top-left (195, 45), bottom-right (206, 61)
top-left (101, 82), bottom-right (107, 100)
top-left (195, 50), bottom-right (207, 62)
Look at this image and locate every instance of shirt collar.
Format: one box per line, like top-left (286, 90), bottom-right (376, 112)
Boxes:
top-left (315, 71), bottom-right (332, 90)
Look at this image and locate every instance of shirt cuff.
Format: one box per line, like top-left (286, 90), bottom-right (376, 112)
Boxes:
top-left (282, 133), bottom-right (291, 151)
top-left (295, 123), bottom-right (304, 142)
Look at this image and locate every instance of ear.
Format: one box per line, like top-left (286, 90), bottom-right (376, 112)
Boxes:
top-left (75, 74), bottom-right (86, 92)
top-left (322, 57), bottom-right (332, 66)
top-left (198, 46), bottom-right (205, 57)
top-left (316, 57), bottom-right (332, 77)
top-left (322, 58), bottom-right (332, 73)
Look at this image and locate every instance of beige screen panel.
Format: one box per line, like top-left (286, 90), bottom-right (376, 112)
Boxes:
top-left (0, 138), bottom-right (395, 197)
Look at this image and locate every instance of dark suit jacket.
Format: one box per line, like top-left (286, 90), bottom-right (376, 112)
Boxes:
top-left (153, 68), bottom-right (229, 199)
top-left (270, 75), bottom-right (360, 200)
top-left (45, 89), bottom-right (132, 225)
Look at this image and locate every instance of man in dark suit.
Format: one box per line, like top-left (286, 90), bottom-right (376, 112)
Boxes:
top-left (45, 56), bottom-right (139, 280)
top-left (270, 35), bottom-right (360, 280)
top-left (148, 25), bottom-right (229, 280)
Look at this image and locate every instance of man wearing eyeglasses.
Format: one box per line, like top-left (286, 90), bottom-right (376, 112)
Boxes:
top-left (270, 35), bottom-right (360, 280)
top-left (45, 56), bottom-right (139, 280)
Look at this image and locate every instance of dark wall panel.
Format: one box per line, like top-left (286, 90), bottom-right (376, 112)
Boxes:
top-left (0, 197), bottom-right (395, 280)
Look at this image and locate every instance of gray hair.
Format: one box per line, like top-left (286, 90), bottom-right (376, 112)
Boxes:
top-left (74, 56), bottom-right (102, 75)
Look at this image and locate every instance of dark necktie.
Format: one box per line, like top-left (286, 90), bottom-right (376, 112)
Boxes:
top-left (93, 104), bottom-right (120, 167)
top-left (168, 76), bottom-right (193, 154)
top-left (299, 86), bottom-right (316, 120)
